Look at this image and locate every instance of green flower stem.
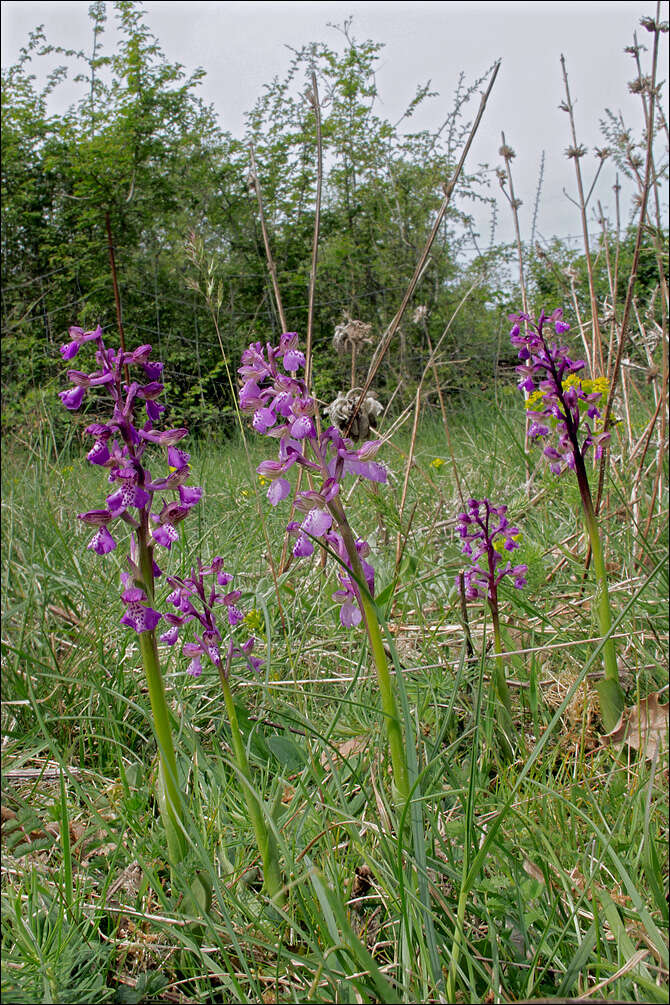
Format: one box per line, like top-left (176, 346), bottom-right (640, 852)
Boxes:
top-left (218, 669), bottom-right (285, 906)
top-left (137, 628), bottom-right (187, 865)
top-left (328, 499), bottom-right (410, 804)
top-left (575, 469), bottom-right (625, 731)
top-left (491, 612), bottom-right (513, 717)
top-left (547, 351), bottom-right (624, 731)
top-left (490, 605), bottom-right (515, 760)
top-left (135, 530), bottom-right (188, 865)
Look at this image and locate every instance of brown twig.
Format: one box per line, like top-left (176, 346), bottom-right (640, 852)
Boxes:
top-left (248, 144), bottom-right (288, 333)
top-left (595, 9), bottom-right (662, 516)
top-left (305, 71), bottom-right (322, 394)
top-left (105, 211), bottom-right (129, 384)
top-left (499, 131), bottom-right (533, 485)
top-left (344, 60), bottom-right (501, 436)
top-left (559, 56), bottom-right (605, 376)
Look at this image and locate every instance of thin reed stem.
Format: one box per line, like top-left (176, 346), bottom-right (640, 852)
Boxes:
top-left (218, 657), bottom-right (285, 906)
top-left (346, 60), bottom-right (501, 436)
top-left (560, 55), bottom-right (605, 376)
top-left (249, 144), bottom-right (288, 333)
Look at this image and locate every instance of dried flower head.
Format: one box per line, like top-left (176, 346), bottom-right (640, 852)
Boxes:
top-left (325, 388), bottom-right (383, 441)
top-left (333, 316), bottom-right (373, 355)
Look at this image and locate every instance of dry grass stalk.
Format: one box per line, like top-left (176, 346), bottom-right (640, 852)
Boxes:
top-left (305, 70), bottom-right (322, 394)
top-left (248, 143), bottom-right (288, 332)
top-left (345, 60), bottom-right (501, 436)
top-left (559, 55), bottom-right (606, 376)
top-left (395, 389), bottom-right (422, 569)
top-left (333, 315), bottom-right (374, 389)
top-left (412, 306), bottom-right (465, 505)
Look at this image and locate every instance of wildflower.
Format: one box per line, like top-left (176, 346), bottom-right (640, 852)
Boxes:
top-left (456, 497), bottom-right (526, 749)
top-left (59, 326), bottom-right (202, 633)
top-left (161, 560), bottom-right (262, 678)
top-left (430, 457), bottom-right (445, 469)
top-left (456, 499), bottom-right (527, 603)
top-left (510, 308), bottom-right (610, 475)
top-left (509, 307), bottom-right (624, 731)
top-left (239, 333), bottom-right (386, 627)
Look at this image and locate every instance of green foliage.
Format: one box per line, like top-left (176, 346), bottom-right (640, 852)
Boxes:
top-left (2, 4), bottom-right (510, 437)
top-left (2, 394), bottom-right (667, 1002)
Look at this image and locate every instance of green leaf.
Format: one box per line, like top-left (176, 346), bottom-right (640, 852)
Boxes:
top-left (266, 735), bottom-right (307, 771)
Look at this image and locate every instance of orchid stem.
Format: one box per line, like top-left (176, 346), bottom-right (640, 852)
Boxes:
top-left (218, 666), bottom-right (285, 906)
top-left (574, 465), bottom-right (624, 730)
top-left (490, 608), bottom-right (515, 760)
top-left (137, 628), bottom-right (187, 866)
top-left (329, 499), bottom-right (410, 804)
top-left (133, 531), bottom-right (188, 866)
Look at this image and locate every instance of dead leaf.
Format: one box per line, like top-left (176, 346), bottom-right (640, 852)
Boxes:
top-left (604, 692), bottom-right (669, 761)
top-left (523, 858), bottom-right (545, 885)
top-left (106, 860), bottom-right (143, 905)
top-left (319, 736), bottom-right (368, 769)
top-left (351, 864), bottom-right (374, 899)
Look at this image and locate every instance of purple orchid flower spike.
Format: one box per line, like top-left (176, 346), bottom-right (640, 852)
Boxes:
top-left (509, 308), bottom-right (610, 475)
top-left (455, 499), bottom-right (527, 603)
top-left (59, 326), bottom-right (203, 633)
top-left (161, 560), bottom-right (262, 679)
top-left (239, 332), bottom-right (387, 628)
top-left (59, 324), bottom-right (207, 866)
top-left (508, 307), bottom-right (625, 732)
top-left (240, 331), bottom-right (411, 802)
top-left (456, 497), bottom-right (527, 746)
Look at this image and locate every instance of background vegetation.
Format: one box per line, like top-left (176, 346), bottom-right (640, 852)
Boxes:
top-left (1, 3), bottom-right (668, 1003)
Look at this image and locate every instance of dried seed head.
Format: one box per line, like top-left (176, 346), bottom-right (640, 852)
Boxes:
top-left (499, 143), bottom-right (516, 161)
top-left (595, 147), bottom-right (610, 160)
top-left (565, 144), bottom-right (587, 159)
top-left (412, 305), bottom-right (428, 324)
top-left (325, 388), bottom-right (383, 441)
top-left (332, 316), bottom-right (373, 354)
top-left (639, 15), bottom-right (667, 33)
top-left (629, 75), bottom-right (652, 94)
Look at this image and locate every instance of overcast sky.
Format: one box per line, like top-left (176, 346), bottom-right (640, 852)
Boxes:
top-left (2, 1), bottom-right (668, 249)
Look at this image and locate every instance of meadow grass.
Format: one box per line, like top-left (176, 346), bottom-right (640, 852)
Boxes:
top-left (1, 387), bottom-right (668, 1004)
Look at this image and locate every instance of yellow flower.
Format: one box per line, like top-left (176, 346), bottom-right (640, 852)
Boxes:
top-left (244, 609), bottom-right (264, 632)
top-left (430, 457), bottom-right (445, 469)
top-left (525, 389), bottom-right (546, 410)
top-left (258, 474), bottom-right (269, 487)
top-left (493, 532), bottom-right (523, 554)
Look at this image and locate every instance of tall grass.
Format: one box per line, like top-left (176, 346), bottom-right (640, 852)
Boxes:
top-left (2, 389), bottom-right (667, 1003)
